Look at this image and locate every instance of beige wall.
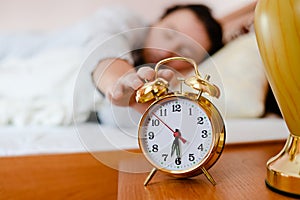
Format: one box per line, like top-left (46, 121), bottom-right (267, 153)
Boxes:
top-left (0, 0), bottom-right (255, 31)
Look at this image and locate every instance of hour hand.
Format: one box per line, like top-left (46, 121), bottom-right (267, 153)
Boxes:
top-left (175, 139), bottom-right (181, 158)
top-left (171, 138), bottom-right (180, 157)
top-left (171, 138), bottom-right (177, 157)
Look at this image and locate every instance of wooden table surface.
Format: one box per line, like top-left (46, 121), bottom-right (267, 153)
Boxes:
top-left (0, 140), bottom-right (297, 200)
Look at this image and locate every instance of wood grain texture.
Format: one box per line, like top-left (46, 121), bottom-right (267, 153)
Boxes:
top-left (0, 141), bottom-right (294, 200)
top-left (0, 153), bottom-right (118, 200)
top-left (255, 0), bottom-right (300, 135)
top-left (118, 141), bottom-right (294, 200)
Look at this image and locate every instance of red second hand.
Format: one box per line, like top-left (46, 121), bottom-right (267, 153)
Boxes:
top-left (152, 113), bottom-right (187, 144)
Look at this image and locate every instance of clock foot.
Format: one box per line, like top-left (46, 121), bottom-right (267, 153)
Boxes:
top-left (201, 167), bottom-right (216, 186)
top-left (144, 168), bottom-right (157, 186)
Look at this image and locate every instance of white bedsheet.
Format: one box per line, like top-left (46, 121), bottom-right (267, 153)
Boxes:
top-left (0, 118), bottom-right (289, 157)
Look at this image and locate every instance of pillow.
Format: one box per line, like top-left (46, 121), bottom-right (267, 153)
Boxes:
top-left (196, 32), bottom-right (269, 118)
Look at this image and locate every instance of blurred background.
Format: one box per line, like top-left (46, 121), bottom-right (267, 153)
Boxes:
top-left (0, 0), bottom-right (254, 31)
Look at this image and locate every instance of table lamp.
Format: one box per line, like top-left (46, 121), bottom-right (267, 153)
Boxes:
top-left (254, 0), bottom-right (300, 197)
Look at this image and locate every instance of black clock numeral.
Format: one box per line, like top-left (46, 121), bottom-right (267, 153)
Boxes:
top-left (188, 154), bottom-right (195, 161)
top-left (198, 143), bottom-right (204, 151)
top-left (172, 104), bottom-right (181, 112)
top-left (201, 130), bottom-right (208, 138)
top-left (162, 153), bottom-right (168, 161)
top-left (148, 131), bottom-right (154, 140)
top-left (175, 157), bottom-right (181, 165)
top-left (151, 119), bottom-right (160, 126)
top-left (152, 144), bottom-right (159, 152)
top-left (159, 108), bottom-right (167, 116)
top-left (197, 117), bottom-right (204, 125)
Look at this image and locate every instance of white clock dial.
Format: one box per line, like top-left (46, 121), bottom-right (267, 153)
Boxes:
top-left (139, 95), bottom-right (214, 173)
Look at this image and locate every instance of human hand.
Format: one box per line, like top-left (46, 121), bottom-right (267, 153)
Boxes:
top-left (107, 66), bottom-right (174, 109)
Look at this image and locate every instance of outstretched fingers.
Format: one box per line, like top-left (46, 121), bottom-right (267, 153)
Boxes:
top-left (137, 67), bottom-right (175, 82)
top-left (108, 71), bottom-right (144, 106)
top-left (108, 67), bottom-right (175, 107)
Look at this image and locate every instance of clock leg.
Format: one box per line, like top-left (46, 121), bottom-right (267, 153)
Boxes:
top-left (201, 167), bottom-right (216, 186)
top-left (144, 168), bottom-right (157, 186)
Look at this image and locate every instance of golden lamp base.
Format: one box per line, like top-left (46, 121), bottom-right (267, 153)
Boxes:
top-left (266, 134), bottom-right (300, 197)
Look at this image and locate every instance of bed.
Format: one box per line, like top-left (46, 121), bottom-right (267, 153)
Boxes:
top-left (0, 0), bottom-right (289, 157)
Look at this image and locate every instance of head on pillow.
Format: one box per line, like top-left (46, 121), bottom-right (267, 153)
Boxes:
top-left (142, 4), bottom-right (224, 75)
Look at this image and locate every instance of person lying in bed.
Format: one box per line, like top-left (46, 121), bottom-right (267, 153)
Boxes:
top-left (0, 4), bottom-right (222, 126)
top-left (91, 4), bottom-right (223, 115)
top-left (0, 3), bottom-right (278, 126)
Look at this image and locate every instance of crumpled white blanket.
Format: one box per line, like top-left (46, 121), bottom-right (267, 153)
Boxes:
top-left (0, 47), bottom-right (86, 126)
top-left (0, 6), bottom-right (145, 126)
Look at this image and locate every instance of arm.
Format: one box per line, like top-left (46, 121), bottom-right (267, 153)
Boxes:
top-left (92, 58), bottom-right (175, 113)
top-left (92, 58), bottom-right (143, 111)
top-left (92, 58), bottom-right (136, 100)
top-left (218, 2), bottom-right (257, 43)
top-left (84, 6), bottom-right (149, 112)
top-left (92, 58), bottom-right (152, 113)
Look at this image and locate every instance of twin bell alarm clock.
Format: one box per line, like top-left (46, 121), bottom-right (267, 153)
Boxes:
top-left (135, 57), bottom-right (225, 186)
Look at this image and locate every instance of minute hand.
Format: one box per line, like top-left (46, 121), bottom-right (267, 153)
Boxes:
top-left (152, 113), bottom-right (187, 144)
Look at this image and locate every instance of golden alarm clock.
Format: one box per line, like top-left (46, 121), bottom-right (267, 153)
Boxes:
top-left (136, 57), bottom-right (225, 186)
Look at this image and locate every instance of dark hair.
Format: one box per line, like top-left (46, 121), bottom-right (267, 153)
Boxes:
top-left (161, 4), bottom-right (224, 55)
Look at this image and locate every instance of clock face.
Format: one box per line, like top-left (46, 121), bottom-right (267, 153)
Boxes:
top-left (138, 95), bottom-right (214, 174)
